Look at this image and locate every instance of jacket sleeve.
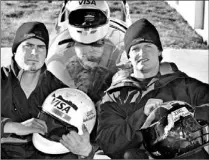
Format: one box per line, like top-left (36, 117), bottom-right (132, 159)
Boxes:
top-left (96, 88), bottom-right (147, 158)
top-left (1, 67), bottom-right (13, 138)
top-left (185, 78), bottom-right (209, 123)
top-left (1, 117), bottom-right (12, 138)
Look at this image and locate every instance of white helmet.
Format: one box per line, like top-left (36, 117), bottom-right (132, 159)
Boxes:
top-left (66, 0), bottom-right (110, 44)
top-left (32, 88), bottom-right (96, 154)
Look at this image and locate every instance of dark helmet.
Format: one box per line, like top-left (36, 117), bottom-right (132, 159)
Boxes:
top-left (140, 100), bottom-right (209, 159)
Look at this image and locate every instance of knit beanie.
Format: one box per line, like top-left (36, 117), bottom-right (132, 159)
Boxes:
top-left (12, 21), bottom-right (49, 54)
top-left (124, 18), bottom-right (163, 57)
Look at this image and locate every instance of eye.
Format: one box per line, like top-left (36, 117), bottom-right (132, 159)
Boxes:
top-left (38, 45), bottom-right (46, 49)
top-left (37, 45), bottom-right (46, 52)
top-left (143, 45), bottom-right (153, 51)
top-left (24, 44), bottom-right (33, 48)
top-left (131, 47), bottom-right (140, 52)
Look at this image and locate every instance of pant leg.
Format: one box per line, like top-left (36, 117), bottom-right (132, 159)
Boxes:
top-left (44, 152), bottom-right (78, 159)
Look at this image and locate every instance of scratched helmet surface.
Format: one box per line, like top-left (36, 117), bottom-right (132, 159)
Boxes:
top-left (140, 101), bottom-right (209, 159)
top-left (32, 88), bottom-right (96, 154)
top-left (66, 0), bottom-right (110, 44)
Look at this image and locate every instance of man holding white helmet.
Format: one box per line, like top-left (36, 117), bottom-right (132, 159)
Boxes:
top-left (1, 21), bottom-right (97, 159)
top-left (1, 21), bottom-right (49, 159)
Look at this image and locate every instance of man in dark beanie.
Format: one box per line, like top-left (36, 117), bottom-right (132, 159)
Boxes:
top-left (124, 18), bottom-right (163, 61)
top-left (1, 21), bottom-right (50, 159)
top-left (96, 18), bottom-right (209, 159)
top-left (1, 21), bottom-right (98, 159)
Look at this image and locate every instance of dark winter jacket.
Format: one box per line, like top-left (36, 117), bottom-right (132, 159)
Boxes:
top-left (1, 57), bottom-right (65, 159)
top-left (96, 62), bottom-right (209, 159)
top-left (1, 57), bottom-right (110, 158)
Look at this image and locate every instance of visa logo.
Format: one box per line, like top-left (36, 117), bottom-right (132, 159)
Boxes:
top-left (51, 94), bottom-right (78, 114)
top-left (79, 0), bottom-right (96, 5)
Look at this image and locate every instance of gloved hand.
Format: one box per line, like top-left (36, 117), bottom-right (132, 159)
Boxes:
top-left (144, 99), bottom-right (163, 116)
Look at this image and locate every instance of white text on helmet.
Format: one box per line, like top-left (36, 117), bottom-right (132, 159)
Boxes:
top-left (51, 94), bottom-right (78, 114)
top-left (79, 0), bottom-right (96, 5)
top-left (171, 107), bottom-right (191, 122)
top-left (83, 110), bottom-right (96, 122)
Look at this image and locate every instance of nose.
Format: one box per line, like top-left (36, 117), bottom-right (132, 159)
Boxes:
top-left (137, 49), bottom-right (143, 55)
top-left (30, 48), bottom-right (37, 55)
top-left (135, 50), bottom-right (143, 59)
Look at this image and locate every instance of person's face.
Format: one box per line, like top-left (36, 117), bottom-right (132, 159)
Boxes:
top-left (14, 38), bottom-right (47, 72)
top-left (128, 42), bottom-right (161, 72)
top-left (74, 41), bottom-right (105, 69)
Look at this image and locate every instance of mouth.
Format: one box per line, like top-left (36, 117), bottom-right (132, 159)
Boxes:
top-left (27, 59), bottom-right (39, 62)
top-left (137, 58), bottom-right (149, 63)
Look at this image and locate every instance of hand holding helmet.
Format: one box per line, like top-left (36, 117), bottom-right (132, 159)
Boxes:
top-left (3, 118), bottom-right (47, 136)
top-left (144, 98), bottom-right (163, 116)
top-left (2, 119), bottom-right (47, 144)
top-left (60, 124), bottom-right (92, 157)
top-left (21, 118), bottom-right (48, 134)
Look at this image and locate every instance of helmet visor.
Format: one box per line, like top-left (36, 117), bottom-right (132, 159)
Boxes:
top-left (69, 9), bottom-right (107, 28)
top-left (38, 111), bottom-right (78, 142)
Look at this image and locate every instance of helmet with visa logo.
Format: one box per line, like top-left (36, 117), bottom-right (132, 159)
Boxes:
top-left (66, 0), bottom-right (110, 44)
top-left (140, 100), bottom-right (209, 159)
top-left (32, 88), bottom-right (96, 154)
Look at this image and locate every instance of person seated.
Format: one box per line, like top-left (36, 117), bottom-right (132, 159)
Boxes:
top-left (96, 18), bottom-right (209, 159)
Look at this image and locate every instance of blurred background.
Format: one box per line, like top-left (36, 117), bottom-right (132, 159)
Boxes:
top-left (1, 1), bottom-right (208, 84)
top-left (1, 0), bottom-right (208, 49)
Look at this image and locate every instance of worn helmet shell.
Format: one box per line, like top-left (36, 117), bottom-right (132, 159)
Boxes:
top-left (141, 101), bottom-right (209, 159)
top-left (32, 88), bottom-right (96, 154)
